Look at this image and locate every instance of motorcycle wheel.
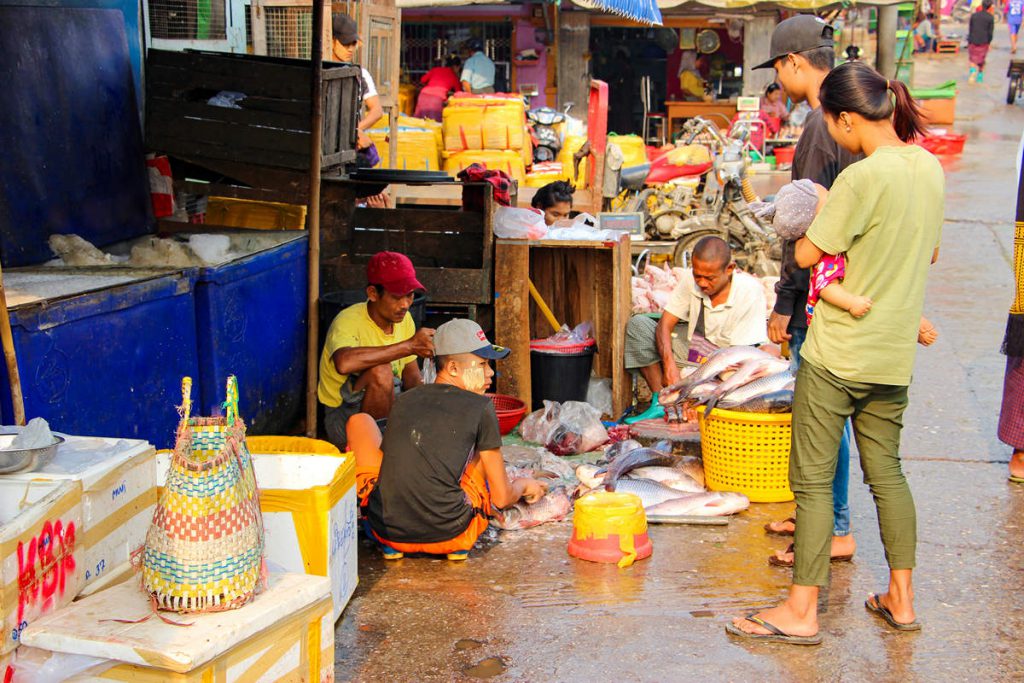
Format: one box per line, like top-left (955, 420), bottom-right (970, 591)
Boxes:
top-left (672, 227), bottom-right (733, 269)
top-left (1009, 73), bottom-right (1021, 105)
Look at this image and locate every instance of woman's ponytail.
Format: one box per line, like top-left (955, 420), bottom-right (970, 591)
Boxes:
top-left (821, 62), bottom-right (927, 142)
top-left (886, 78), bottom-right (927, 142)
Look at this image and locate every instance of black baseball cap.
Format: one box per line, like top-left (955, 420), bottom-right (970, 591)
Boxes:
top-left (332, 13), bottom-right (360, 45)
top-left (753, 15), bottom-right (835, 70)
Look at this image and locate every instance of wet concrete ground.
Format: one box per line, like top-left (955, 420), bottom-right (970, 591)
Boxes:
top-left (334, 39), bottom-right (1024, 681)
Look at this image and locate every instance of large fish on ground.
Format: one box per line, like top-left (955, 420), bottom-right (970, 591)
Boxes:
top-left (491, 488), bottom-right (573, 530)
top-left (575, 463), bottom-right (606, 489)
top-left (659, 346), bottom-right (771, 406)
top-left (600, 448), bottom-right (679, 490)
top-left (716, 371), bottom-right (796, 410)
top-left (629, 466), bottom-right (705, 493)
top-left (727, 389), bottom-right (794, 414)
top-left (603, 439), bottom-right (642, 463)
top-left (678, 456), bottom-right (705, 488)
top-left (609, 478), bottom-right (690, 508)
top-left (644, 492), bottom-right (750, 517)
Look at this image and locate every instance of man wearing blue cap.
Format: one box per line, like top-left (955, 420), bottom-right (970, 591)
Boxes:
top-left (350, 319), bottom-right (548, 561)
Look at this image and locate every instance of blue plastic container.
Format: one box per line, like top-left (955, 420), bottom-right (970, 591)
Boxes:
top-left (0, 271), bottom-right (199, 448)
top-left (191, 233), bottom-right (308, 434)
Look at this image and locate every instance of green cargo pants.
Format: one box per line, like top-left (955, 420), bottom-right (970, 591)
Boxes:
top-left (791, 360), bottom-right (916, 587)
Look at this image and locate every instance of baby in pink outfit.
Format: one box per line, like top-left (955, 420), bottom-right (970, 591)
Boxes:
top-left (772, 180), bottom-right (937, 344)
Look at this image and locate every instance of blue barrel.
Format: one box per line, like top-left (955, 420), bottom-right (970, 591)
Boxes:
top-left (192, 234), bottom-right (308, 435)
top-left (0, 271), bottom-right (199, 448)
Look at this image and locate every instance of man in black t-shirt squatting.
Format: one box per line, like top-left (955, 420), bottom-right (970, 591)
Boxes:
top-left (347, 319), bottom-right (549, 561)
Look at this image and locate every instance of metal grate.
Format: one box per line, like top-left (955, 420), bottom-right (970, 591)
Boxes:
top-left (265, 6), bottom-right (314, 58)
top-left (401, 21), bottom-right (511, 83)
top-left (147, 0), bottom-right (227, 40)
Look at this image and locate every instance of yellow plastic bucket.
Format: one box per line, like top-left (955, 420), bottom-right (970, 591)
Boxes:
top-left (246, 436), bottom-right (342, 456)
top-left (568, 491), bottom-right (652, 568)
top-left (697, 407), bottom-right (793, 503)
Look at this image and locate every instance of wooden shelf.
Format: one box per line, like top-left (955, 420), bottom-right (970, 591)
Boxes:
top-left (494, 234), bottom-right (632, 417)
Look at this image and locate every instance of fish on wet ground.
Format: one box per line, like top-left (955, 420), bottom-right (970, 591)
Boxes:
top-left (490, 487), bottom-right (573, 530)
top-left (599, 447), bottom-right (679, 491)
top-left (575, 463), bottom-right (705, 493)
top-left (644, 491), bottom-right (749, 517)
top-left (607, 478), bottom-right (692, 508)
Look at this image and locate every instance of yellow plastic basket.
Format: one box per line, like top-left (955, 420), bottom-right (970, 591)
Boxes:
top-left (696, 407), bottom-right (793, 503)
top-left (246, 436), bottom-right (341, 456)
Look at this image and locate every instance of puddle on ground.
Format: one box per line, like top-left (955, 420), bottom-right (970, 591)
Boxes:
top-left (462, 656), bottom-right (508, 678)
top-left (454, 638), bottom-right (484, 651)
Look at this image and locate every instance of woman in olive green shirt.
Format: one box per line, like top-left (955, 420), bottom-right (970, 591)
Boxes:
top-left (729, 62), bottom-right (944, 645)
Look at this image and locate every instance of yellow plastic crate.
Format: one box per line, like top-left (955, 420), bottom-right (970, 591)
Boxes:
top-left (697, 407), bottom-right (793, 503)
top-left (206, 197), bottom-right (307, 230)
top-left (246, 436), bottom-right (340, 455)
top-left (609, 133), bottom-right (647, 168)
top-left (443, 150), bottom-right (526, 186)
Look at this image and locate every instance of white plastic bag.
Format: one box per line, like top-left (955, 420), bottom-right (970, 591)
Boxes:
top-left (586, 377), bottom-right (613, 417)
top-left (494, 206), bottom-right (548, 239)
top-left (520, 400), bottom-right (609, 455)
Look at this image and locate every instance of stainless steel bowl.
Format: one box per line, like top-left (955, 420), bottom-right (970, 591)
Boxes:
top-left (0, 434), bottom-right (65, 474)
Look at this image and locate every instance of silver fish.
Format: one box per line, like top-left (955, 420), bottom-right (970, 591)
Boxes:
top-left (644, 491), bottom-right (750, 517)
top-left (659, 346), bottom-right (771, 405)
top-left (678, 456), bottom-right (705, 488)
top-left (603, 439), bottom-right (642, 463)
top-left (629, 466), bottom-right (705, 493)
top-left (610, 478), bottom-right (690, 508)
top-left (601, 448), bottom-right (679, 490)
top-left (716, 371), bottom-right (796, 411)
top-left (727, 389), bottom-right (794, 414)
top-left (491, 488), bottom-right (573, 530)
top-left (701, 357), bottom-right (791, 416)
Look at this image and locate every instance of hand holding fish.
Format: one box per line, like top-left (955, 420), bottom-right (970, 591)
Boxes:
top-left (518, 478), bottom-right (549, 504)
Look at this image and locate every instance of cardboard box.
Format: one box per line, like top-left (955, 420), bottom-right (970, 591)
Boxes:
top-left (918, 96), bottom-right (956, 126)
top-left (18, 574), bottom-right (333, 681)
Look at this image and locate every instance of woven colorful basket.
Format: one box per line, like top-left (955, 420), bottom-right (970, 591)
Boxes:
top-left (141, 376), bottom-right (266, 612)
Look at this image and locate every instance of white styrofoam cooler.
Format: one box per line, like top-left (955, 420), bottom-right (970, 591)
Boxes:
top-left (1, 434), bottom-right (156, 596)
top-left (156, 451), bottom-right (358, 621)
top-left (0, 480), bottom-right (84, 655)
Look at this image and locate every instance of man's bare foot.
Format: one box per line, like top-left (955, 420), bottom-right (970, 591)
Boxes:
top-left (730, 601), bottom-right (818, 638)
top-left (867, 590), bottom-right (916, 626)
top-left (1010, 450), bottom-right (1024, 480)
top-left (771, 535), bottom-right (857, 565)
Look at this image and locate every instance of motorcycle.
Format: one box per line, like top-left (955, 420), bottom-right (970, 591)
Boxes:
top-left (527, 107), bottom-right (565, 163)
top-left (667, 117), bottom-right (780, 276)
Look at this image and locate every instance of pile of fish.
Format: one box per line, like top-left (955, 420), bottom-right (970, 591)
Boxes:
top-left (490, 487), bottom-right (574, 530)
top-left (659, 346), bottom-right (795, 418)
top-left (574, 440), bottom-right (749, 518)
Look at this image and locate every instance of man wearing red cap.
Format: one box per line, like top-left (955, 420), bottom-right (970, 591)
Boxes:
top-left (318, 252), bottom-right (435, 449)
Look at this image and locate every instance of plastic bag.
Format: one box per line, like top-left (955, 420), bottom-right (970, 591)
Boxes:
top-left (543, 321), bottom-right (593, 346)
top-left (520, 400), bottom-right (609, 455)
top-left (421, 357), bottom-right (437, 384)
top-left (494, 206), bottom-right (548, 239)
top-left (586, 377), bottom-right (613, 417)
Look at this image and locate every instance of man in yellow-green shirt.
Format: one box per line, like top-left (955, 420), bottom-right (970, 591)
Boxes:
top-left (318, 252), bottom-right (436, 449)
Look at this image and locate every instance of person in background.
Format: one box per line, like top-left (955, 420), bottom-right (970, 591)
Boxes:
top-left (624, 236), bottom-right (768, 415)
top-left (318, 252), bottom-right (435, 450)
top-left (754, 15), bottom-right (862, 567)
top-left (460, 38), bottom-right (496, 94)
top-left (678, 50), bottom-right (706, 100)
top-left (913, 11), bottom-right (936, 53)
top-left (332, 14), bottom-right (383, 153)
top-left (1000, 141), bottom-right (1024, 483)
top-left (415, 54), bottom-right (461, 122)
top-left (531, 180), bottom-right (575, 226)
top-left (968, 0), bottom-right (996, 83)
top-left (353, 319), bottom-right (548, 561)
top-left (762, 83), bottom-right (790, 124)
top-left (1007, 0), bottom-right (1023, 53)
top-left (729, 61), bottom-right (943, 645)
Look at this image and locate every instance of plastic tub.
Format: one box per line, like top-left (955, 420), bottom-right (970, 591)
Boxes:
top-left (488, 393), bottom-right (527, 435)
top-left (697, 406), bottom-right (793, 503)
top-left (773, 146), bottom-right (796, 166)
top-left (529, 338), bottom-right (596, 410)
top-left (917, 133), bottom-right (966, 155)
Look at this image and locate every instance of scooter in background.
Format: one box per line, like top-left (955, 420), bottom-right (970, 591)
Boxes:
top-left (528, 107), bottom-right (566, 163)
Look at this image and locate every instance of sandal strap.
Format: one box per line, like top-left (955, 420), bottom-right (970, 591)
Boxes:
top-left (745, 615), bottom-right (785, 637)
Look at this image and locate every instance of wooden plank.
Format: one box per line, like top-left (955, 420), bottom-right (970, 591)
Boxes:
top-left (323, 79), bottom-right (341, 156)
top-left (350, 230), bottom-right (483, 268)
top-left (611, 234), bottom-right (632, 417)
top-left (351, 207), bottom-right (484, 233)
top-left (155, 219), bottom-right (279, 235)
top-left (331, 263), bottom-right (490, 304)
top-left (148, 133), bottom-right (311, 171)
top-left (148, 97), bottom-right (309, 131)
top-left (175, 180), bottom-right (303, 205)
top-left (148, 110), bottom-right (311, 155)
top-left (494, 241), bottom-right (531, 408)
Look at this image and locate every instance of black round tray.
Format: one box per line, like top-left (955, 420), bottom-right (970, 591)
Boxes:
top-left (347, 169), bottom-right (455, 184)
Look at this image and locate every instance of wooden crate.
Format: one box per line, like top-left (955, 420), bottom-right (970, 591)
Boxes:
top-left (494, 236), bottom-right (632, 418)
top-left (322, 183), bottom-right (494, 305)
top-left (146, 49), bottom-right (360, 172)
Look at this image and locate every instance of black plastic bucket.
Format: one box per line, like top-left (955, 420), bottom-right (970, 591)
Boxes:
top-left (529, 339), bottom-right (596, 410)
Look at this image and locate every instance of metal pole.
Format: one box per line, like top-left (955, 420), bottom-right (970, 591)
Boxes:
top-left (877, 4), bottom-right (899, 79)
top-left (305, 0), bottom-right (325, 437)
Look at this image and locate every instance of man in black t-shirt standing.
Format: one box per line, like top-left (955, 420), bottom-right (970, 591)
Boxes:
top-left (750, 15), bottom-right (860, 568)
top-left (357, 319), bottom-right (548, 561)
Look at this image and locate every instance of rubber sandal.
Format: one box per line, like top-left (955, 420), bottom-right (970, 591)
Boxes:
top-left (865, 594), bottom-right (921, 632)
top-left (381, 546), bottom-right (404, 560)
top-left (768, 544), bottom-right (854, 568)
top-left (446, 550), bottom-right (469, 561)
top-left (624, 392), bottom-right (665, 425)
top-left (1009, 474), bottom-right (1024, 484)
top-left (764, 517), bottom-right (796, 536)
top-left (724, 615), bottom-right (823, 646)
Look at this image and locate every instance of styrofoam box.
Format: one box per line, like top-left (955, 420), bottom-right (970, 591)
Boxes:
top-left (156, 451), bottom-right (358, 621)
top-left (18, 573), bottom-right (334, 681)
top-left (0, 480), bottom-right (84, 655)
top-left (2, 436), bottom-right (156, 596)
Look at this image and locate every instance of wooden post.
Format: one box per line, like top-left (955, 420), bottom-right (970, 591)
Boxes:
top-left (743, 15), bottom-right (777, 96)
top-left (305, 0), bottom-right (325, 437)
top-left (877, 4), bottom-right (899, 78)
top-left (0, 263), bottom-right (25, 425)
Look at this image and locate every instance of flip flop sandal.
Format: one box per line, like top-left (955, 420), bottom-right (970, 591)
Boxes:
top-left (725, 615), bottom-right (823, 646)
top-left (865, 594), bottom-right (922, 632)
top-left (764, 517), bottom-right (796, 536)
top-left (1009, 474), bottom-right (1024, 484)
top-left (768, 543), bottom-right (855, 568)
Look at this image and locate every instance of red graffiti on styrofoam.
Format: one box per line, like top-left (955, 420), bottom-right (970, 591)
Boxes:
top-left (15, 519), bottom-right (77, 629)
